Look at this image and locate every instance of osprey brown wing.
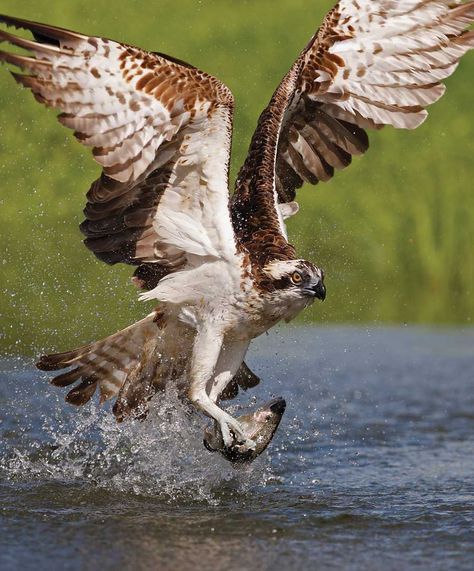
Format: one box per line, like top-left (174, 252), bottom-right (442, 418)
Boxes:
top-left (232, 0), bottom-right (474, 265)
top-left (0, 15), bottom-right (236, 288)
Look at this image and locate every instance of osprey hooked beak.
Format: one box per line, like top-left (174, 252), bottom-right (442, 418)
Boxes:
top-left (311, 281), bottom-right (326, 301)
top-left (303, 274), bottom-right (326, 300)
top-left (305, 280), bottom-right (326, 301)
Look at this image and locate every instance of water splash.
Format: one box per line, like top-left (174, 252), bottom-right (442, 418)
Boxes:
top-left (0, 381), bottom-right (274, 504)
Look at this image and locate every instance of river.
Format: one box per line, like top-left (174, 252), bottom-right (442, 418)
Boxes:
top-left (1, 326), bottom-right (473, 570)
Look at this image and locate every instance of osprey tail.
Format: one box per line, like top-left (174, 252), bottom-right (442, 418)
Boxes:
top-left (37, 310), bottom-right (261, 421)
top-left (36, 312), bottom-right (163, 421)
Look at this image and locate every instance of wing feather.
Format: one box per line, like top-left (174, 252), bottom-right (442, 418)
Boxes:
top-left (232, 0), bottom-right (474, 265)
top-left (0, 15), bottom-right (238, 291)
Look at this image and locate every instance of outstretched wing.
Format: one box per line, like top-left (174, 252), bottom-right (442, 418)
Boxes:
top-left (0, 15), bottom-right (237, 289)
top-left (232, 0), bottom-right (474, 266)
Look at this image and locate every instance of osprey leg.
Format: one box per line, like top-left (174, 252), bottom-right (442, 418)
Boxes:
top-left (207, 339), bottom-right (250, 403)
top-left (188, 327), bottom-right (255, 451)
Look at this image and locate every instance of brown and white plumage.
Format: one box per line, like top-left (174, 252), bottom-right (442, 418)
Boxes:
top-left (0, 14), bottom-right (237, 286)
top-left (1, 2), bottom-right (472, 456)
top-left (232, 0), bottom-right (474, 268)
top-left (36, 311), bottom-right (260, 421)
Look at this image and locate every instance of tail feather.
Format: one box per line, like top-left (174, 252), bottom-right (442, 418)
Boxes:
top-left (65, 377), bottom-right (98, 406)
top-left (37, 312), bottom-right (160, 407)
top-left (36, 344), bottom-right (93, 371)
top-left (113, 345), bottom-right (161, 422)
top-left (49, 366), bottom-right (92, 388)
top-left (38, 309), bottom-right (262, 418)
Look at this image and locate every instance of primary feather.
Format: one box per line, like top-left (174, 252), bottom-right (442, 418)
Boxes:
top-left (232, 0), bottom-right (474, 268)
top-left (0, 14), bottom-right (237, 289)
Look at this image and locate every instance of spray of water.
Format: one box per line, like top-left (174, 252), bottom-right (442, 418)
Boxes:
top-left (1, 378), bottom-right (275, 504)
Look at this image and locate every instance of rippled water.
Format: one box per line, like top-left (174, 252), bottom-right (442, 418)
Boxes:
top-left (1, 326), bottom-right (473, 571)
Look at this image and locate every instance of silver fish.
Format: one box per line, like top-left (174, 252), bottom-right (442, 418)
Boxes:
top-left (203, 397), bottom-right (286, 464)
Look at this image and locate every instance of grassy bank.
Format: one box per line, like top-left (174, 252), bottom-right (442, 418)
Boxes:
top-left (0, 0), bottom-right (473, 355)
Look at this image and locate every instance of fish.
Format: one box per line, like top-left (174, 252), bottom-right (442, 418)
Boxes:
top-left (203, 397), bottom-right (286, 464)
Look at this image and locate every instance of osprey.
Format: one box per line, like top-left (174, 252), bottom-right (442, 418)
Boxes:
top-left (1, 1), bottom-right (473, 456)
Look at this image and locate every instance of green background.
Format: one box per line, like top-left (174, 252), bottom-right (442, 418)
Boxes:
top-left (0, 0), bottom-right (473, 356)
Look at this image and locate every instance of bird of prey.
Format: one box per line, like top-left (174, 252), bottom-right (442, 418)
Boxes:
top-left (1, 1), bottom-right (473, 456)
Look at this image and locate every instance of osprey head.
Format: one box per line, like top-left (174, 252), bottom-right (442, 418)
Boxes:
top-left (263, 259), bottom-right (326, 302)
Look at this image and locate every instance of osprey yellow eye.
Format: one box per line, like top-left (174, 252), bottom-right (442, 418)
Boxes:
top-left (291, 271), bottom-right (302, 285)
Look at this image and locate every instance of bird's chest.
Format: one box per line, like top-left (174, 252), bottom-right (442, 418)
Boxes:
top-left (226, 286), bottom-right (302, 340)
top-left (173, 268), bottom-right (305, 340)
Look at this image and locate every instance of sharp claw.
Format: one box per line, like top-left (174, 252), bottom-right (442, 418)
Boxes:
top-left (219, 421), bottom-right (233, 448)
top-left (235, 438), bottom-right (256, 453)
top-left (219, 419), bottom-right (256, 452)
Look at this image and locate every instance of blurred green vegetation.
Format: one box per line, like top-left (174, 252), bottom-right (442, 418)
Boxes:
top-left (0, 0), bottom-right (473, 356)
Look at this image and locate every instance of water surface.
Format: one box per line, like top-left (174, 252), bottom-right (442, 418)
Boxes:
top-left (1, 326), bottom-right (473, 570)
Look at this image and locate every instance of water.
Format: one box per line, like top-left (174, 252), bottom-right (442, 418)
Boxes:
top-left (1, 326), bottom-right (473, 571)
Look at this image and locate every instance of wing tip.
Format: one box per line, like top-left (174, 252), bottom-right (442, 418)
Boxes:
top-left (0, 13), bottom-right (86, 45)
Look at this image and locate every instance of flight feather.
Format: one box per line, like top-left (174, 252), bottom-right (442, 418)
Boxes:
top-left (231, 0), bottom-right (474, 267)
top-left (0, 14), bottom-right (238, 289)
